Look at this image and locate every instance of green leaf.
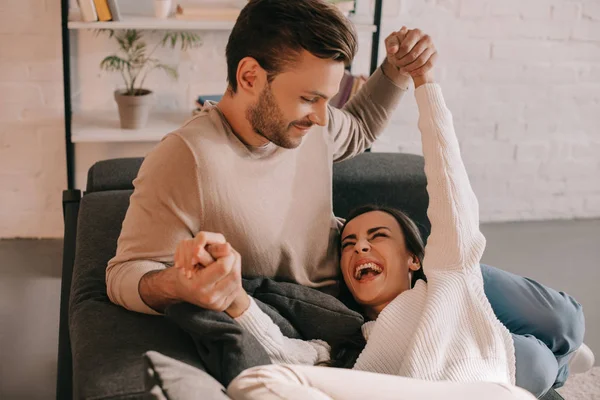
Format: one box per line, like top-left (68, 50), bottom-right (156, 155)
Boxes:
top-left (99, 28), bottom-right (201, 90)
top-left (100, 55), bottom-right (130, 72)
top-left (154, 63), bottom-right (179, 80)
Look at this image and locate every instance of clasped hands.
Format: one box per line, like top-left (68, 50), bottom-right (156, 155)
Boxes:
top-left (382, 26), bottom-right (438, 87)
top-left (172, 231), bottom-right (250, 318)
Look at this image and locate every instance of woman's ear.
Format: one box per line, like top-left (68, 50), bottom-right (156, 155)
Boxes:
top-left (408, 255), bottom-right (420, 271)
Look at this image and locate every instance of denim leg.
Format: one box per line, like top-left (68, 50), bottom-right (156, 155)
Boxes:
top-left (480, 264), bottom-right (585, 387)
top-left (512, 333), bottom-right (558, 398)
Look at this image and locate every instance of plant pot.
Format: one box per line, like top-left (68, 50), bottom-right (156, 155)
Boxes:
top-left (114, 89), bottom-right (154, 129)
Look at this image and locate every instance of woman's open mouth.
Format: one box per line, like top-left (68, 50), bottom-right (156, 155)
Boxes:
top-left (354, 262), bottom-right (383, 283)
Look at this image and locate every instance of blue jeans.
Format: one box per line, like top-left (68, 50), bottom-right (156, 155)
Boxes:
top-left (481, 264), bottom-right (585, 398)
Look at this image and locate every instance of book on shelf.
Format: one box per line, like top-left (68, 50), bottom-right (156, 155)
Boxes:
top-left (106, 0), bottom-right (122, 21)
top-left (92, 0), bottom-right (112, 21)
top-left (175, 3), bottom-right (242, 21)
top-left (330, 71), bottom-right (366, 108)
top-left (78, 0), bottom-right (98, 22)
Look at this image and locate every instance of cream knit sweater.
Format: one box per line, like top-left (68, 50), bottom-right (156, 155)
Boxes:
top-left (235, 83), bottom-right (517, 385)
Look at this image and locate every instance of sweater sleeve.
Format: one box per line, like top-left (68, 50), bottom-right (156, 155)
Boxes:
top-left (416, 84), bottom-right (486, 273)
top-left (105, 134), bottom-right (203, 315)
top-left (328, 66), bottom-right (408, 163)
top-left (235, 298), bottom-right (331, 365)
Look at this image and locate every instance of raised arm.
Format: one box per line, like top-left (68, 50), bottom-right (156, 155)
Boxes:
top-left (416, 82), bottom-right (486, 273)
top-left (327, 65), bottom-right (408, 162)
top-left (329, 28), bottom-right (438, 162)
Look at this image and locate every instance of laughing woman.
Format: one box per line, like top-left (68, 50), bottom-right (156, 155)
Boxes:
top-left (205, 61), bottom-right (541, 399)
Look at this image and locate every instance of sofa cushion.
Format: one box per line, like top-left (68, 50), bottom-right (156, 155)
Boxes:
top-left (333, 152), bottom-right (429, 239)
top-left (144, 351), bottom-right (229, 400)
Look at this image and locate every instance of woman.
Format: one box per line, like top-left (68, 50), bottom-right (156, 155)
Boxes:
top-left (178, 68), bottom-right (545, 399)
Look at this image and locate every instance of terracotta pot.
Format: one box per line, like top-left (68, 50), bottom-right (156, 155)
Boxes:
top-left (114, 89), bottom-right (154, 129)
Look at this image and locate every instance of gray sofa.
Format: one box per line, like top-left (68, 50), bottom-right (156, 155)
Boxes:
top-left (56, 152), bottom-right (563, 400)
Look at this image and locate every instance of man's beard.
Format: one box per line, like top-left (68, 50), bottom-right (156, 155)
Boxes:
top-left (246, 84), bottom-right (312, 149)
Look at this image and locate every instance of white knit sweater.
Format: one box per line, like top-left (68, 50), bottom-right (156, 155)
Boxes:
top-left (235, 83), bottom-right (516, 385)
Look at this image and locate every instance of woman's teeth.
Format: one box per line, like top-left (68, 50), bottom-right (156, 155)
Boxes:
top-left (354, 262), bottom-right (382, 280)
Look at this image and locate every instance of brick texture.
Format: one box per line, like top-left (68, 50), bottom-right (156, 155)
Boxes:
top-left (373, 0), bottom-right (600, 222)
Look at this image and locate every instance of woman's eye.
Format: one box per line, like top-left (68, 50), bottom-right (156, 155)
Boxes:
top-left (371, 233), bottom-right (388, 240)
top-left (301, 97), bottom-right (319, 104)
top-left (341, 242), bottom-right (354, 249)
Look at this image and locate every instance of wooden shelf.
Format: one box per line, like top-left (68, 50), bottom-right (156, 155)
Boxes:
top-left (71, 110), bottom-right (192, 143)
top-left (67, 16), bottom-right (377, 32)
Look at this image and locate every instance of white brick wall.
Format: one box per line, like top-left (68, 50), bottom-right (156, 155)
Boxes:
top-left (371, 0), bottom-right (600, 222)
top-left (0, 0), bottom-right (66, 238)
top-left (0, 0), bottom-right (599, 238)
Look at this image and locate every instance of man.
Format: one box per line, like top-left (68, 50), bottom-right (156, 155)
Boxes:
top-left (106, 0), bottom-right (583, 396)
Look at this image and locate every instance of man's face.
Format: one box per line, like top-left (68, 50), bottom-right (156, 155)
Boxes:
top-left (246, 51), bottom-right (346, 149)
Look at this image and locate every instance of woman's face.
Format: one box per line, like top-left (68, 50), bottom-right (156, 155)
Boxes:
top-left (340, 211), bottom-right (420, 314)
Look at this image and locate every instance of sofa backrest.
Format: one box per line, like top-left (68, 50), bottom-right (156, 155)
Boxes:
top-left (85, 152), bottom-right (430, 233)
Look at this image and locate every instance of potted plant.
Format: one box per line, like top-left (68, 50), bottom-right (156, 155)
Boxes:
top-left (99, 29), bottom-right (202, 129)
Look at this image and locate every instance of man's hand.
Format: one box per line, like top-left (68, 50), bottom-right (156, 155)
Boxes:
top-left (382, 26), bottom-right (438, 88)
top-left (174, 231), bottom-right (226, 277)
top-left (139, 231), bottom-right (243, 313)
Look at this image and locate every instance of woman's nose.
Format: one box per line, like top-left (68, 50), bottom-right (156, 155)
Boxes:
top-left (354, 240), bottom-right (370, 254)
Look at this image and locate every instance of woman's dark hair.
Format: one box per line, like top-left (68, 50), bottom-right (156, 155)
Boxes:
top-left (327, 205), bottom-right (427, 368)
top-left (225, 0), bottom-right (358, 92)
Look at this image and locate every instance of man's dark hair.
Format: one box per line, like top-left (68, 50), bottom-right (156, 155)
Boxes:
top-left (225, 0), bottom-right (358, 92)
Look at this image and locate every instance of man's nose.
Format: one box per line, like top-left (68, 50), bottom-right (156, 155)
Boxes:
top-left (310, 104), bottom-right (328, 127)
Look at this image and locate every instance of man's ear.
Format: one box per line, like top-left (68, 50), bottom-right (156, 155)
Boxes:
top-left (237, 57), bottom-right (265, 94)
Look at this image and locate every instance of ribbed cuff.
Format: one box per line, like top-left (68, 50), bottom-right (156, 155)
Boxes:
top-left (414, 83), bottom-right (448, 121)
top-left (234, 297), bottom-right (272, 336)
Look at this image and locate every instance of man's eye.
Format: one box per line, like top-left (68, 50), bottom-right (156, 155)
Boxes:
top-left (302, 97), bottom-right (319, 104)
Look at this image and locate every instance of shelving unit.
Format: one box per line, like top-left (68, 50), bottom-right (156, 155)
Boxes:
top-left (67, 15), bottom-right (377, 32)
top-left (71, 111), bottom-right (191, 143)
top-left (60, 0), bottom-right (384, 189)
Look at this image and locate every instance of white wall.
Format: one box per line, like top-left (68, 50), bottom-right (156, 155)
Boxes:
top-left (0, 0), bottom-right (66, 238)
top-left (0, 0), bottom-right (599, 238)
top-left (372, 0), bottom-right (600, 222)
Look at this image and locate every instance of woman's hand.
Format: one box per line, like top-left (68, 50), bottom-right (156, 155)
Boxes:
top-left (384, 26), bottom-right (437, 88)
top-left (206, 242), bottom-right (250, 318)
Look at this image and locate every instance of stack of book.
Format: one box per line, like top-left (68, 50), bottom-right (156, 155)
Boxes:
top-left (78, 0), bottom-right (122, 22)
top-left (175, 3), bottom-right (243, 21)
top-left (193, 94), bottom-right (223, 115)
top-left (330, 71), bottom-right (367, 108)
